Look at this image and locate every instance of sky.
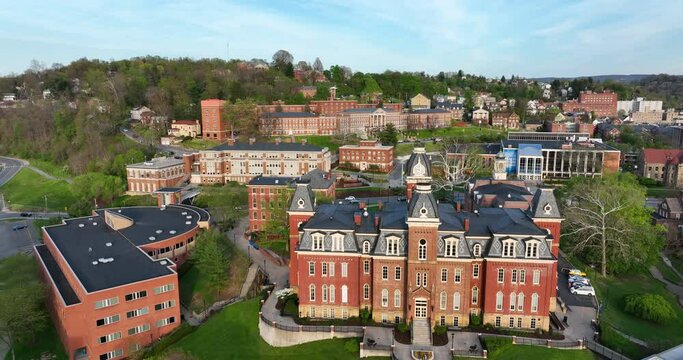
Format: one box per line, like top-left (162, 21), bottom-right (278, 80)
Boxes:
top-left (1, 0), bottom-right (682, 78)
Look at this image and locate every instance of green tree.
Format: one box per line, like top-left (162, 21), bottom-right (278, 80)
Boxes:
top-left (191, 229), bottom-right (230, 296)
top-left (222, 99), bottom-right (260, 139)
top-left (362, 75), bottom-right (382, 96)
top-left (377, 123), bottom-right (398, 146)
top-left (194, 183), bottom-right (247, 231)
top-left (110, 148), bottom-right (146, 178)
top-left (69, 172), bottom-right (125, 215)
top-left (561, 173), bottom-right (665, 276)
top-left (260, 189), bottom-right (292, 250)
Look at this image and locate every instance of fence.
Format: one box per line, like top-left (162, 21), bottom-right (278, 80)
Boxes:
top-left (452, 348), bottom-right (486, 358)
top-left (585, 340), bottom-right (631, 360)
top-left (259, 311), bottom-right (365, 334)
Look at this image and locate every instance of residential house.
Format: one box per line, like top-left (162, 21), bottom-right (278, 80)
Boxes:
top-left (410, 93), bottom-right (431, 109)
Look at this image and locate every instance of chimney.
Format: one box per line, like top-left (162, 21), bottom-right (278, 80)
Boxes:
top-left (464, 217), bottom-right (470, 232)
top-left (227, 137), bottom-right (236, 146)
top-left (359, 201), bottom-right (366, 210)
top-left (374, 214), bottom-right (380, 227)
top-left (378, 201), bottom-right (383, 211)
top-left (354, 212), bottom-right (361, 226)
top-left (249, 137), bottom-right (256, 145)
top-left (275, 138), bottom-right (281, 145)
top-left (456, 202), bottom-right (461, 212)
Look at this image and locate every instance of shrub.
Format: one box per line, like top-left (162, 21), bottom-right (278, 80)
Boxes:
top-left (343, 339), bottom-right (358, 353)
top-left (434, 325), bottom-right (448, 335)
top-left (359, 308), bottom-right (371, 323)
top-left (470, 313), bottom-right (482, 326)
top-left (396, 322), bottom-right (409, 333)
top-left (624, 293), bottom-right (678, 324)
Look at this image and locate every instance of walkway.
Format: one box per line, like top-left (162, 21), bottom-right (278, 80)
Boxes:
top-left (649, 264), bottom-right (683, 307)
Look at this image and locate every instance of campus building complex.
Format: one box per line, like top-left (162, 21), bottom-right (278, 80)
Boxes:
top-left (34, 205), bottom-right (209, 360)
top-left (339, 140), bottom-right (395, 172)
top-left (126, 157), bottom-right (188, 194)
top-left (287, 148), bottom-right (561, 331)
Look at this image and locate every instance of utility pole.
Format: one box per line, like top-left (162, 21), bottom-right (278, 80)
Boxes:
top-left (44, 195), bottom-right (48, 214)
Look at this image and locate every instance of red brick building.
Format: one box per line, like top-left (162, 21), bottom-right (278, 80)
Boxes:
top-left (200, 99), bottom-right (228, 140)
top-left (407, 109), bottom-right (451, 129)
top-left (35, 205), bottom-right (209, 360)
top-left (562, 91), bottom-right (618, 117)
top-left (247, 170), bottom-right (335, 232)
top-left (287, 149), bottom-right (562, 333)
top-left (339, 140), bottom-right (395, 172)
top-left (126, 157), bottom-right (187, 194)
top-left (491, 112), bottom-right (520, 129)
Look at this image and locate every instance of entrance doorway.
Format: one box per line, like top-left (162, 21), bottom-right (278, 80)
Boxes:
top-left (415, 299), bottom-right (427, 318)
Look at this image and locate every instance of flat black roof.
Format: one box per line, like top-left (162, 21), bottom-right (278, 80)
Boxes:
top-left (211, 141), bottom-right (325, 152)
top-left (35, 245), bottom-right (81, 306)
top-left (248, 175), bottom-right (295, 186)
top-left (44, 205), bottom-right (205, 293)
top-left (156, 187), bottom-right (182, 193)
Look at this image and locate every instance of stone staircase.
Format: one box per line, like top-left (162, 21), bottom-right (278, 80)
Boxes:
top-left (411, 319), bottom-right (432, 345)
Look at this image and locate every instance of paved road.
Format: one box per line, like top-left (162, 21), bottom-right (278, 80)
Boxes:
top-left (557, 255), bottom-right (596, 308)
top-left (0, 218), bottom-right (39, 260)
top-left (121, 128), bottom-right (194, 155)
top-left (388, 159), bottom-right (405, 188)
top-left (0, 156), bottom-right (27, 187)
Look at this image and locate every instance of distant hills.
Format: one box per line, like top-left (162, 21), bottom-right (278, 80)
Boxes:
top-left (531, 74), bottom-right (654, 84)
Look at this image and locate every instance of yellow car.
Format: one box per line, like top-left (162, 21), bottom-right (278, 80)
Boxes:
top-left (567, 269), bottom-right (587, 277)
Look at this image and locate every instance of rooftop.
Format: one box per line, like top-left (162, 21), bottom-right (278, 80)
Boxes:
top-left (211, 141), bottom-right (325, 152)
top-left (43, 205), bottom-right (206, 293)
top-left (642, 148), bottom-right (683, 164)
top-left (127, 157), bottom-right (184, 169)
top-left (261, 112), bottom-right (318, 118)
top-left (35, 245), bottom-right (80, 306)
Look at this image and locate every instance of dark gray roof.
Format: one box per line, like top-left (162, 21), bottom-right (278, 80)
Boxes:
top-left (44, 205), bottom-right (205, 293)
top-left (35, 245), bottom-right (80, 306)
top-left (405, 148), bottom-right (432, 177)
top-left (341, 107), bottom-right (396, 114)
top-left (289, 183), bottom-right (316, 212)
top-left (411, 108), bottom-right (450, 114)
top-left (435, 101), bottom-right (463, 110)
top-left (261, 112), bottom-right (317, 118)
top-left (298, 169), bottom-right (335, 190)
top-left (407, 185), bottom-right (439, 219)
top-left (249, 175), bottom-right (295, 186)
top-left (529, 188), bottom-right (561, 219)
top-left (212, 141), bottom-right (325, 152)
top-left (474, 183), bottom-right (532, 203)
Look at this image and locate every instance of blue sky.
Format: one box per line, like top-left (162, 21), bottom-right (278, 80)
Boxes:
top-left (1, 0), bottom-right (682, 77)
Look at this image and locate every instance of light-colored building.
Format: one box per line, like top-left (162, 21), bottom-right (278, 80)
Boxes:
top-left (189, 139), bottom-right (332, 184)
top-left (130, 106), bottom-right (151, 121)
top-left (491, 112), bottom-right (520, 129)
top-left (472, 107), bottom-right (490, 126)
top-left (410, 93), bottom-right (431, 109)
top-left (338, 108), bottom-right (406, 135)
top-left (618, 98), bottom-right (663, 114)
top-left (168, 120), bottom-right (200, 138)
top-left (640, 149), bottom-right (683, 188)
top-left (126, 157), bottom-right (188, 194)
top-left (339, 140), bottom-right (394, 172)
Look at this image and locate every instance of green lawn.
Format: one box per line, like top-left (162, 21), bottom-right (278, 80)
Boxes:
top-left (655, 257), bottom-right (683, 285)
top-left (0, 168), bottom-right (75, 212)
top-left (181, 138), bottom-right (221, 150)
top-left (172, 299), bottom-right (381, 360)
top-left (645, 187), bottom-right (680, 198)
top-left (28, 159), bottom-right (72, 179)
top-left (599, 323), bottom-right (654, 359)
top-left (670, 255), bottom-right (683, 275)
top-left (258, 240), bottom-right (287, 257)
top-left (1, 255), bottom-right (67, 360)
top-left (458, 336), bottom-right (596, 360)
top-left (414, 126), bottom-right (506, 140)
top-left (293, 135), bottom-right (359, 152)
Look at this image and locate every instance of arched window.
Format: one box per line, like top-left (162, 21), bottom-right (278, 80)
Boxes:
top-left (531, 293), bottom-right (539, 312)
top-left (509, 292), bottom-right (516, 311)
top-left (309, 284), bottom-right (315, 302)
top-left (472, 287), bottom-right (479, 305)
top-left (381, 289), bottom-right (389, 307)
top-left (394, 290), bottom-right (401, 307)
top-left (418, 239), bottom-right (427, 260)
top-left (495, 291), bottom-right (504, 310)
top-left (440, 291), bottom-right (447, 310)
top-left (341, 285), bottom-right (348, 304)
top-left (473, 244), bottom-right (481, 257)
top-left (322, 285), bottom-right (328, 302)
top-left (453, 292), bottom-right (461, 311)
top-left (363, 284), bottom-right (370, 300)
top-left (517, 293), bottom-right (524, 311)
top-left (329, 285), bottom-right (335, 303)
top-left (362, 241), bottom-right (370, 254)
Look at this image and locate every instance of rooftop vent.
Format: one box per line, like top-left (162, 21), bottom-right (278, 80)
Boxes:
top-left (169, 230), bottom-right (176, 235)
top-left (78, 224), bottom-right (84, 228)
top-left (186, 215), bottom-right (192, 219)
top-left (98, 258), bottom-right (114, 263)
top-left (144, 161), bottom-right (154, 166)
top-left (156, 230), bottom-right (163, 234)
top-left (88, 218), bottom-right (93, 221)
top-left (160, 260), bottom-right (168, 265)
top-left (117, 209), bottom-right (122, 213)
top-left (149, 236), bottom-right (156, 241)
top-left (185, 221), bottom-right (191, 225)
top-left (160, 207), bottom-right (166, 211)
top-left (92, 261), bottom-right (98, 265)
top-left (181, 212), bottom-right (187, 215)
top-left (92, 222), bottom-right (97, 226)
top-left (105, 242), bottom-right (112, 247)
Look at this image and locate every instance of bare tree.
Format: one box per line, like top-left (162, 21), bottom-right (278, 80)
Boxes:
top-left (271, 50), bottom-right (293, 68)
top-left (561, 174), bottom-right (664, 276)
top-left (296, 61), bottom-right (311, 71)
top-left (431, 140), bottom-right (483, 196)
top-left (313, 57), bottom-right (324, 72)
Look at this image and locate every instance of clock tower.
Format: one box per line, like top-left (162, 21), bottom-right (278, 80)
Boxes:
top-left (493, 150), bottom-right (507, 180)
top-left (405, 147), bottom-right (432, 201)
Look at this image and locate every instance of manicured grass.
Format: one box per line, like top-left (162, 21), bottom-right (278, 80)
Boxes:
top-left (181, 138), bottom-right (221, 150)
top-left (172, 299), bottom-right (374, 360)
top-left (463, 336), bottom-right (596, 360)
top-left (28, 159), bottom-right (72, 179)
top-left (395, 143), bottom-right (414, 157)
top-left (111, 194), bottom-right (158, 207)
top-left (0, 168), bottom-right (75, 212)
top-left (293, 135), bottom-right (359, 152)
top-left (0, 255), bottom-right (67, 360)
top-left (259, 240), bottom-right (287, 257)
top-left (414, 126), bottom-right (506, 140)
top-left (670, 255), bottom-right (683, 275)
top-left (599, 323), bottom-right (654, 359)
top-left (655, 257), bottom-right (683, 285)
top-left (645, 187), bottom-right (680, 198)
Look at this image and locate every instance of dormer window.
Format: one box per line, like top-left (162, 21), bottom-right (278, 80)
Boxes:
top-left (312, 233), bottom-right (324, 251)
top-left (386, 236), bottom-right (399, 256)
top-left (444, 237), bottom-right (458, 257)
top-left (525, 240), bottom-right (540, 258)
top-left (362, 241), bottom-right (370, 254)
top-left (502, 239), bottom-right (516, 257)
top-left (473, 244), bottom-right (482, 257)
top-left (331, 234), bottom-right (344, 252)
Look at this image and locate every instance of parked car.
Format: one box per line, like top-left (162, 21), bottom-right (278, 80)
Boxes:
top-left (570, 286), bottom-right (596, 296)
top-left (568, 276), bottom-right (590, 285)
top-left (344, 196), bottom-right (356, 201)
top-left (562, 268), bottom-right (587, 277)
top-left (397, 196), bottom-right (407, 202)
top-left (570, 281), bottom-right (591, 289)
top-left (20, 212), bottom-right (32, 217)
top-left (12, 224), bottom-right (27, 231)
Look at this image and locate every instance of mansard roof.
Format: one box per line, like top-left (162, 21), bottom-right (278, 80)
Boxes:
top-left (289, 183), bottom-right (316, 212)
top-left (529, 188), bottom-right (561, 219)
top-left (408, 184), bottom-right (439, 220)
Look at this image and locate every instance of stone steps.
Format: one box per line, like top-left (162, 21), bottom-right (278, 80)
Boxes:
top-left (412, 319), bottom-right (432, 345)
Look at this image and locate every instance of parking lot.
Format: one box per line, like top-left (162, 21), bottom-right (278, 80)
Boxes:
top-left (0, 219), bottom-right (37, 259)
top-left (558, 255), bottom-right (597, 308)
